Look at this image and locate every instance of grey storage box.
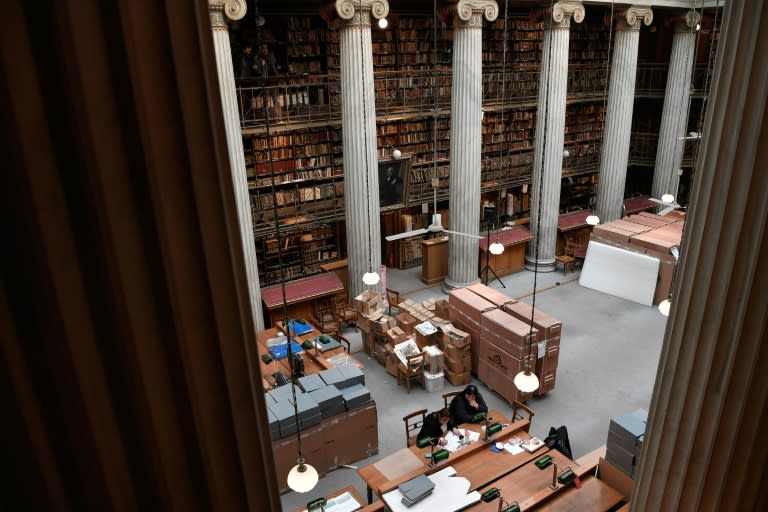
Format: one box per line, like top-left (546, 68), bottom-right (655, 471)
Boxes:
top-left (606, 408), bottom-right (647, 478)
top-left (308, 385), bottom-right (346, 419)
top-left (297, 374), bottom-right (326, 393)
top-left (336, 363), bottom-right (365, 387)
top-left (340, 383), bottom-right (372, 410)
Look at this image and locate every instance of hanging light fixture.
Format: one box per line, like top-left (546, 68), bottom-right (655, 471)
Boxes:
top-left (378, 17), bottom-right (389, 29)
top-left (658, 298), bottom-right (671, 316)
top-left (488, 0), bottom-right (514, 261)
top-left (358, 0), bottom-right (379, 287)
top-left (262, 85), bottom-right (318, 494)
top-left (586, 213), bottom-right (600, 226)
top-left (661, 193), bottom-right (675, 204)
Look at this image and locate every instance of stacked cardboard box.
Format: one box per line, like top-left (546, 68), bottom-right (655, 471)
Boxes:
top-left (414, 320), bottom-right (439, 348)
top-left (396, 311), bottom-right (418, 335)
top-left (448, 287), bottom-right (496, 374)
top-left (442, 326), bottom-right (472, 385)
top-left (478, 308), bottom-right (538, 402)
top-left (448, 283), bottom-right (563, 400)
top-left (503, 301), bottom-right (562, 395)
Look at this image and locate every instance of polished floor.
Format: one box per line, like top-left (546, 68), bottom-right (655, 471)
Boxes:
top-left (279, 263), bottom-right (667, 511)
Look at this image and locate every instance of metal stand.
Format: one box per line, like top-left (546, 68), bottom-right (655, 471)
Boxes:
top-left (480, 222), bottom-right (505, 287)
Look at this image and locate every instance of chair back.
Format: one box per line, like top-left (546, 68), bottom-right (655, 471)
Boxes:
top-left (442, 390), bottom-right (462, 410)
top-left (403, 408), bottom-right (428, 447)
top-left (511, 400), bottom-right (535, 432)
top-left (397, 352), bottom-right (425, 393)
top-left (386, 288), bottom-right (402, 316)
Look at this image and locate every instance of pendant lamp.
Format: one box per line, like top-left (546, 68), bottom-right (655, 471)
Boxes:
top-left (262, 87), bottom-right (318, 494)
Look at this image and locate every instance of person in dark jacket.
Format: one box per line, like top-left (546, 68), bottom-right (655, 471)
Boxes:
top-left (449, 384), bottom-right (489, 424)
top-left (417, 408), bottom-right (458, 447)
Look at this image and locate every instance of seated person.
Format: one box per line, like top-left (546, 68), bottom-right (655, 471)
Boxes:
top-left (449, 384), bottom-right (489, 425)
top-left (417, 408), bottom-right (459, 447)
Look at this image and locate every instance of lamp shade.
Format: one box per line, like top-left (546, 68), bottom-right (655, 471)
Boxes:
top-left (362, 270), bottom-right (380, 286)
top-left (391, 148), bottom-right (401, 160)
top-left (489, 241), bottom-right (504, 255)
top-left (658, 298), bottom-right (671, 316)
top-left (378, 17), bottom-right (388, 29)
top-left (661, 193), bottom-right (675, 204)
top-left (514, 370), bottom-right (539, 392)
top-left (586, 214), bottom-right (600, 226)
top-left (287, 460), bottom-right (319, 493)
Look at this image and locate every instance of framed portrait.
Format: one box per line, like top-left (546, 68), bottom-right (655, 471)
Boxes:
top-left (378, 156), bottom-right (410, 210)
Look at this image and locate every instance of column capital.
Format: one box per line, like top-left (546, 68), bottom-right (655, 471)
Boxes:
top-left (333, 0), bottom-right (389, 27)
top-left (609, 6), bottom-right (653, 31)
top-left (442, 0), bottom-right (499, 29)
top-left (668, 9), bottom-right (701, 33)
top-left (208, 0), bottom-right (246, 29)
top-left (535, 1), bottom-right (585, 29)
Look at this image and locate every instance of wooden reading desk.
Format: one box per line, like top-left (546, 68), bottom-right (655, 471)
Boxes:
top-left (357, 410), bottom-right (533, 503)
top-left (260, 273), bottom-right (344, 326)
top-left (478, 226), bottom-right (532, 278)
top-left (623, 195), bottom-right (657, 215)
top-left (256, 323), bottom-right (361, 390)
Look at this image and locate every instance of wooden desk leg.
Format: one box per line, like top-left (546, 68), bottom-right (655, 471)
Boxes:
top-left (367, 485), bottom-right (373, 504)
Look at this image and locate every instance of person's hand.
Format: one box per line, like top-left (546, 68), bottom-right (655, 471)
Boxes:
top-left (438, 438), bottom-right (447, 447)
top-left (469, 399), bottom-right (478, 409)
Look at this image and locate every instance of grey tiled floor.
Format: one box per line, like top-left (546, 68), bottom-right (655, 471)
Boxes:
top-left (279, 264), bottom-right (666, 511)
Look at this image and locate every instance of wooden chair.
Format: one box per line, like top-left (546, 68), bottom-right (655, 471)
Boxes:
top-left (403, 408), bottom-right (428, 447)
top-left (397, 352), bottom-right (425, 394)
top-left (335, 292), bottom-right (358, 331)
top-left (337, 334), bottom-right (352, 354)
top-left (442, 390), bottom-right (462, 410)
top-left (308, 297), bottom-right (340, 338)
top-left (386, 288), bottom-right (403, 316)
top-left (511, 400), bottom-right (535, 432)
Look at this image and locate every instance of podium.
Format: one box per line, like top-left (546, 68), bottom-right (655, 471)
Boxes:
top-left (421, 236), bottom-right (449, 285)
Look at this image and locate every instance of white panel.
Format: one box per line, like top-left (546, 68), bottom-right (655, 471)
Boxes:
top-left (579, 241), bottom-right (660, 306)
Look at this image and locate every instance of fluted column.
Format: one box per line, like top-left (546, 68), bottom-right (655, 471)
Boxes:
top-left (443, 0), bottom-right (499, 289)
top-left (651, 11), bottom-right (700, 202)
top-left (595, 6), bottom-right (652, 222)
top-left (526, 1), bottom-right (584, 272)
top-left (633, 2), bottom-right (768, 510)
top-left (336, 0), bottom-right (389, 299)
top-left (209, 0), bottom-right (265, 331)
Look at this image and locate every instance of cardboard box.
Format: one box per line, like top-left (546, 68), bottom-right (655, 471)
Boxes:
top-left (396, 312), bottom-right (418, 335)
top-left (443, 325), bottom-right (471, 349)
top-left (502, 302), bottom-right (561, 340)
top-left (386, 326), bottom-right (408, 344)
top-left (444, 369), bottom-right (472, 386)
top-left (466, 283), bottom-right (517, 308)
top-left (371, 314), bottom-right (396, 334)
top-left (385, 353), bottom-right (399, 377)
top-left (434, 299), bottom-right (449, 319)
top-left (414, 321), bottom-right (439, 348)
top-left (448, 287), bottom-right (497, 324)
top-left (424, 345), bottom-right (444, 374)
top-left (444, 354), bottom-right (464, 374)
top-left (477, 359), bottom-right (533, 403)
top-left (354, 289), bottom-right (382, 315)
top-left (481, 309), bottom-right (538, 358)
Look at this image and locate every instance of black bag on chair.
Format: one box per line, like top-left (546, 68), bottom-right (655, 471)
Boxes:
top-left (544, 425), bottom-right (573, 460)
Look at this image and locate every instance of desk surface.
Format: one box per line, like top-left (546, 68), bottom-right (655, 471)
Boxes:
top-left (478, 226), bottom-right (532, 251)
top-left (256, 325), bottom-right (361, 388)
top-left (358, 411), bottom-right (530, 500)
top-left (557, 210), bottom-right (594, 231)
top-left (623, 195), bottom-right (657, 215)
top-left (261, 273), bottom-right (344, 309)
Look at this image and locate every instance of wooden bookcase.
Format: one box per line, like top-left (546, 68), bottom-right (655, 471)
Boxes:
top-left (235, 6), bottom-right (718, 283)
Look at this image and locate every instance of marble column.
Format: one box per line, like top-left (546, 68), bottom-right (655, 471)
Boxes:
top-left (595, 6), bottom-right (652, 223)
top-left (209, 0), bottom-right (265, 331)
top-left (335, 0), bottom-right (389, 300)
top-left (651, 10), bottom-right (700, 202)
top-left (633, 2), bottom-right (768, 509)
top-left (526, 1), bottom-right (584, 272)
top-left (443, 0), bottom-right (499, 289)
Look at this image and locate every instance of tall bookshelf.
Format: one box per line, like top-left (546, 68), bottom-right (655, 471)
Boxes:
top-left (235, 4), bottom-right (719, 283)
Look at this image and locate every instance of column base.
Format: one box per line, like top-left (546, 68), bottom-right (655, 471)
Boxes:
top-left (442, 277), bottom-right (481, 293)
top-left (524, 256), bottom-right (556, 273)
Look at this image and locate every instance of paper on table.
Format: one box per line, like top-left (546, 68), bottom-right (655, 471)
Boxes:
top-left (302, 491), bottom-right (360, 512)
top-left (443, 429), bottom-right (481, 452)
top-left (504, 442), bottom-right (525, 455)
